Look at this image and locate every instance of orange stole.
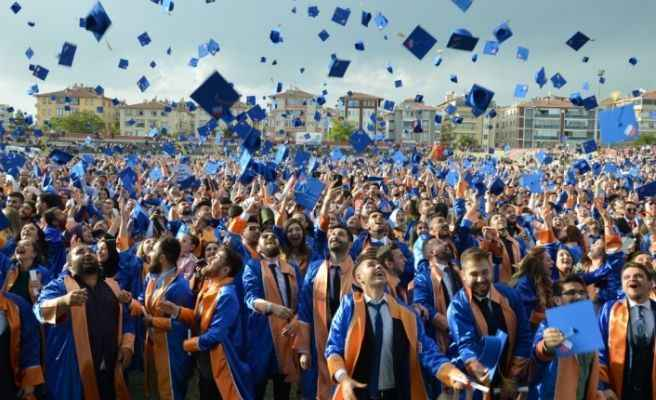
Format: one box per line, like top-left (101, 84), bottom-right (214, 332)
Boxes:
top-left (554, 353), bottom-right (601, 400)
top-left (605, 300), bottom-right (656, 399)
top-left (2, 267), bottom-right (42, 304)
top-left (327, 293), bottom-right (428, 400)
top-left (62, 275), bottom-right (130, 400)
top-left (0, 293), bottom-right (44, 389)
top-left (465, 286), bottom-right (519, 377)
top-left (193, 277), bottom-right (246, 399)
top-left (312, 259), bottom-right (354, 400)
top-left (143, 273), bottom-right (178, 400)
top-left (260, 259), bottom-right (300, 383)
top-left (429, 264), bottom-right (450, 352)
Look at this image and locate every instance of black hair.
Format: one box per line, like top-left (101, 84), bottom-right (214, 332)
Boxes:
top-left (158, 237), bottom-right (181, 266)
top-left (553, 274), bottom-right (587, 296)
top-left (220, 245), bottom-right (244, 278)
top-left (43, 207), bottom-right (60, 226)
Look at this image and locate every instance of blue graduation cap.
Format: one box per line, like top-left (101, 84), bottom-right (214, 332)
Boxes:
top-left (332, 7), bottom-right (350, 26)
top-left (190, 71), bottom-right (240, 119)
top-left (550, 73), bottom-right (567, 89)
top-left (582, 96), bottom-right (598, 111)
top-left (394, 80), bottom-right (403, 88)
top-left (81, 1), bottom-right (112, 42)
top-left (515, 46), bottom-right (529, 61)
top-left (274, 145), bottom-right (288, 164)
top-left (603, 163), bottom-right (621, 178)
top-left (205, 161), bottom-right (221, 175)
top-left (569, 92), bottom-right (584, 107)
top-left (581, 140), bottom-right (597, 154)
top-left (270, 29), bottom-right (283, 44)
top-left (162, 142), bottom-right (176, 157)
top-left (118, 58), bottom-right (128, 69)
top-left (318, 30), bottom-right (330, 42)
top-left (247, 105), bottom-right (266, 122)
top-left (138, 32), bottom-right (152, 46)
top-left (535, 151), bottom-right (553, 165)
top-left (58, 42), bottom-right (77, 67)
top-left (330, 148), bottom-right (345, 161)
top-left (564, 168), bottom-right (577, 186)
top-left (25, 47), bottom-right (34, 60)
top-left (446, 28), bottom-right (479, 51)
top-left (328, 56), bottom-right (351, 78)
top-left (599, 104), bottom-right (639, 145)
top-left (354, 41), bottom-right (365, 51)
top-left (383, 100), bottom-right (395, 112)
top-left (10, 2), bottom-right (21, 13)
top-left (118, 166), bottom-right (137, 195)
top-left (392, 151), bottom-right (407, 165)
top-left (294, 177), bottom-right (325, 210)
top-left (629, 57), bottom-right (638, 66)
top-left (137, 76), bottom-right (150, 92)
top-left (308, 5), bottom-right (319, 17)
top-left (636, 181), bottom-right (656, 200)
top-left (361, 10), bottom-right (372, 26)
top-left (535, 67), bottom-right (547, 88)
top-left (566, 31), bottom-right (590, 51)
top-left (293, 150), bottom-right (311, 167)
top-left (480, 330), bottom-right (508, 381)
top-left (546, 300), bottom-right (603, 356)
top-left (451, 0), bottom-right (472, 12)
top-left (471, 53), bottom-right (478, 63)
top-left (483, 41), bottom-right (499, 55)
top-left (493, 22), bottom-right (513, 43)
top-left (350, 130), bottom-right (372, 153)
top-left (30, 65), bottom-right (49, 81)
top-left (466, 84), bottom-right (495, 117)
top-left (520, 172), bottom-right (543, 194)
top-left (403, 25), bottom-right (437, 60)
top-left (514, 84), bottom-right (528, 98)
top-left (48, 149), bottom-right (73, 165)
top-left (149, 166), bottom-right (162, 181)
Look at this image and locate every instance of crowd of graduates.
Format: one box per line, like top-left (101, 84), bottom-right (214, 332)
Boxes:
top-left (1, 143), bottom-right (655, 400)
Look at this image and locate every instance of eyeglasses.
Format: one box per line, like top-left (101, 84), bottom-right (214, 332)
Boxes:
top-left (626, 208), bottom-right (637, 213)
top-left (561, 290), bottom-right (587, 297)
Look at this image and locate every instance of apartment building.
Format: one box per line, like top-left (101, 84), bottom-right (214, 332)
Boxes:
top-left (494, 96), bottom-right (596, 148)
top-left (35, 84), bottom-right (120, 136)
top-left (435, 92), bottom-right (488, 146)
top-left (267, 88), bottom-right (326, 139)
top-left (384, 98), bottom-right (440, 144)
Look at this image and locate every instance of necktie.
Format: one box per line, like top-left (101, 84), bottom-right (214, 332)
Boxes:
top-left (442, 266), bottom-right (457, 300)
top-left (269, 264), bottom-right (288, 307)
top-left (368, 302), bottom-right (385, 399)
top-left (479, 298), bottom-right (498, 335)
top-left (635, 305), bottom-right (648, 346)
top-left (329, 266), bottom-right (341, 316)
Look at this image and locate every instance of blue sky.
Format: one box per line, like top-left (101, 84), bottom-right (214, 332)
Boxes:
top-left (1, 0), bottom-right (655, 115)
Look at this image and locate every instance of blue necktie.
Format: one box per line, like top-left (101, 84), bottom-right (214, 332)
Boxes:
top-left (368, 302), bottom-right (385, 399)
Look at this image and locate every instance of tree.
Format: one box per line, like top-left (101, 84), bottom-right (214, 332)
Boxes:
top-left (50, 111), bottom-right (105, 135)
top-left (326, 118), bottom-right (355, 143)
top-left (634, 133), bottom-right (656, 146)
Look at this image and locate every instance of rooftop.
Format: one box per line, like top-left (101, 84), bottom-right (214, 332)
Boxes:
top-left (35, 84), bottom-right (112, 101)
top-left (271, 88), bottom-right (315, 99)
top-left (340, 91), bottom-right (383, 100)
top-left (516, 96), bottom-right (574, 109)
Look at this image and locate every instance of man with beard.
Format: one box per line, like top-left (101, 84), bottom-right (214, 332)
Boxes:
top-left (377, 243), bottom-right (410, 304)
top-left (294, 224), bottom-right (354, 399)
top-left (42, 207), bottom-right (67, 276)
top-left (349, 209), bottom-right (413, 280)
top-left (35, 244), bottom-right (134, 400)
top-left (159, 245), bottom-right (254, 400)
top-left (228, 199), bottom-right (263, 263)
top-left (599, 262), bottom-right (656, 400)
top-left (531, 275), bottom-right (603, 400)
top-left (325, 249), bottom-right (470, 399)
top-left (413, 235), bottom-right (463, 355)
top-left (447, 248), bottom-right (531, 400)
top-left (167, 198), bottom-right (194, 238)
top-left (130, 237), bottom-right (194, 400)
top-left (243, 228), bottom-right (303, 400)
top-left (18, 200), bottom-right (36, 227)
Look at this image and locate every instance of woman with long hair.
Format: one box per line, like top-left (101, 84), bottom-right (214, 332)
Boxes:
top-left (0, 238), bottom-right (52, 304)
top-left (511, 246), bottom-right (555, 332)
top-left (19, 222), bottom-right (47, 267)
top-left (281, 218), bottom-right (311, 277)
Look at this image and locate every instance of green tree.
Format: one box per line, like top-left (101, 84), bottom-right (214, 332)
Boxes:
top-left (456, 134), bottom-right (478, 149)
top-left (326, 118), bottom-right (355, 143)
top-left (50, 111), bottom-right (105, 135)
top-left (634, 133), bottom-right (656, 146)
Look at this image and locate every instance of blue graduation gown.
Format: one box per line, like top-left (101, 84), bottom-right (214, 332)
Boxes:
top-left (137, 272), bottom-right (194, 400)
top-left (242, 258), bottom-right (303, 384)
top-left (580, 250), bottom-right (625, 305)
top-left (34, 274), bottom-right (134, 400)
top-left (182, 279), bottom-right (254, 400)
top-left (43, 225), bottom-right (66, 276)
